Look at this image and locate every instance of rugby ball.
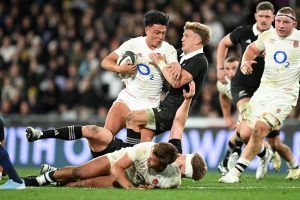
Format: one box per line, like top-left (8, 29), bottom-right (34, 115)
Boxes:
top-left (117, 51), bottom-right (137, 79)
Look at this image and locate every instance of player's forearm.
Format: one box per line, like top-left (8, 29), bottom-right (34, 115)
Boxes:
top-left (110, 165), bottom-right (135, 189)
top-left (174, 98), bottom-right (192, 127)
top-left (219, 93), bottom-right (232, 118)
top-left (101, 58), bottom-right (120, 73)
top-left (241, 43), bottom-right (260, 63)
top-left (216, 36), bottom-right (231, 69)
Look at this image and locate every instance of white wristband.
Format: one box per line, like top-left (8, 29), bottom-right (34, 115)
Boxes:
top-left (157, 60), bottom-right (167, 70)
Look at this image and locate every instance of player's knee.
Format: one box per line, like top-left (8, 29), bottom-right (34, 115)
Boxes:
top-left (83, 125), bottom-right (100, 138)
top-left (71, 168), bottom-right (83, 180)
top-left (268, 138), bottom-right (281, 150)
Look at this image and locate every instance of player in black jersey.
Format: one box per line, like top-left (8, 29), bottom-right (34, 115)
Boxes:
top-left (125, 22), bottom-right (210, 152)
top-left (217, 2), bottom-right (299, 180)
top-left (216, 3), bottom-right (275, 175)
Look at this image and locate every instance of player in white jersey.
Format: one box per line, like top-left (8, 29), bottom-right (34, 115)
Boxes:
top-left (26, 11), bottom-right (180, 154)
top-left (24, 82), bottom-right (207, 189)
top-left (102, 10), bottom-right (179, 144)
top-left (32, 142), bottom-right (180, 189)
top-left (219, 7), bottom-right (300, 183)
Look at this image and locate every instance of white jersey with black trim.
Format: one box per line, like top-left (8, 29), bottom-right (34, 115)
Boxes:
top-left (216, 77), bottom-right (232, 99)
top-left (254, 29), bottom-right (300, 105)
top-left (106, 142), bottom-right (181, 188)
top-left (115, 36), bottom-right (178, 104)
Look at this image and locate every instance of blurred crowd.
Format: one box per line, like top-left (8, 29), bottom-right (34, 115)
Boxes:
top-left (0, 0), bottom-right (299, 120)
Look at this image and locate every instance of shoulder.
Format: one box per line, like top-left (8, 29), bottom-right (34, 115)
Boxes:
top-left (231, 25), bottom-right (252, 35)
top-left (159, 164), bottom-right (181, 188)
top-left (160, 41), bottom-right (176, 51)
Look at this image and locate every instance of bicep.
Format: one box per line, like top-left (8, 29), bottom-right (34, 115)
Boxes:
top-left (113, 153), bottom-right (134, 170)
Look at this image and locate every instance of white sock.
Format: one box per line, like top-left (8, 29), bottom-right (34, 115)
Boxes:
top-left (286, 157), bottom-right (298, 168)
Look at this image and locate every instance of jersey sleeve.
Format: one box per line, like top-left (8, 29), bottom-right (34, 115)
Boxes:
top-left (254, 31), bottom-right (268, 51)
top-left (114, 39), bottom-right (134, 56)
top-left (164, 44), bottom-right (178, 64)
top-left (159, 164), bottom-right (182, 189)
top-left (126, 142), bottom-right (153, 162)
top-left (229, 26), bottom-right (243, 45)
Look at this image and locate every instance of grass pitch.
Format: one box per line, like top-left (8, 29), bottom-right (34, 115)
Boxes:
top-left (0, 168), bottom-right (299, 200)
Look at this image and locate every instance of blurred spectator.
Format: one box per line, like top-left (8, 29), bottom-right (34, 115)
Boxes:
top-left (0, 0), bottom-right (296, 119)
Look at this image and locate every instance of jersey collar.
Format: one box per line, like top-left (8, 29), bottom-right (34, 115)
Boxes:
top-left (180, 48), bottom-right (203, 64)
top-left (252, 23), bottom-right (273, 36)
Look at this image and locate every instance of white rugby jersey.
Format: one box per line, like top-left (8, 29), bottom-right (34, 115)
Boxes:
top-left (115, 36), bottom-right (178, 104)
top-left (107, 142), bottom-right (181, 188)
top-left (254, 29), bottom-right (300, 105)
top-left (216, 77), bottom-right (232, 99)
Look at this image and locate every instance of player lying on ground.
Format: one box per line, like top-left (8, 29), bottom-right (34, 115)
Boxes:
top-left (24, 82), bottom-right (207, 188)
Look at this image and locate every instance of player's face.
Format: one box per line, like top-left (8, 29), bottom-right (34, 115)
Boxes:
top-left (255, 10), bottom-right (274, 32)
top-left (181, 29), bottom-right (200, 54)
top-left (145, 24), bottom-right (167, 49)
top-left (224, 61), bottom-right (238, 79)
top-left (275, 16), bottom-right (297, 37)
top-left (147, 152), bottom-right (164, 171)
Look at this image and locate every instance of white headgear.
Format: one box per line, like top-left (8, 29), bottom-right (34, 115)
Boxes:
top-left (185, 153), bottom-right (195, 178)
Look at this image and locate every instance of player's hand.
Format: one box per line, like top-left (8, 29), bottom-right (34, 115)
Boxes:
top-left (167, 62), bottom-right (181, 80)
top-left (217, 67), bottom-right (227, 84)
top-left (118, 62), bottom-right (137, 74)
top-left (149, 53), bottom-right (166, 65)
top-left (137, 184), bottom-right (154, 189)
top-left (224, 116), bottom-right (236, 129)
top-left (240, 60), bottom-right (256, 75)
top-left (183, 81), bottom-right (195, 100)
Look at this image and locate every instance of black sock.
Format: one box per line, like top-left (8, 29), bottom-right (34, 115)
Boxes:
top-left (257, 147), bottom-right (267, 158)
top-left (235, 162), bottom-right (248, 173)
top-left (233, 132), bottom-right (243, 155)
top-left (42, 171), bottom-right (57, 185)
top-left (168, 139), bottom-right (182, 154)
top-left (222, 141), bottom-right (235, 167)
top-left (0, 145), bottom-right (22, 183)
top-left (126, 129), bottom-right (140, 146)
top-left (41, 126), bottom-right (82, 140)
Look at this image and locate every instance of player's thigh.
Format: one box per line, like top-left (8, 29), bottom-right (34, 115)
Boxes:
top-left (74, 156), bottom-right (111, 179)
top-left (105, 102), bottom-right (130, 134)
top-left (141, 129), bottom-right (155, 142)
top-left (66, 175), bottom-right (117, 188)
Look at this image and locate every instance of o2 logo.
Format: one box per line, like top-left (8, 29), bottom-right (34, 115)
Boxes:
top-left (137, 64), bottom-right (154, 80)
top-left (273, 51), bottom-right (289, 68)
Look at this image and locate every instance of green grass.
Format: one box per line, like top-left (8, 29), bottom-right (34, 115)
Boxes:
top-left (1, 168), bottom-right (299, 200)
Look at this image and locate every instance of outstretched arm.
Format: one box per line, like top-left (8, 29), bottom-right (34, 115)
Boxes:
top-left (169, 81), bottom-right (195, 140)
top-left (240, 42), bottom-right (262, 75)
top-left (216, 34), bottom-right (233, 83)
top-left (219, 93), bottom-right (236, 129)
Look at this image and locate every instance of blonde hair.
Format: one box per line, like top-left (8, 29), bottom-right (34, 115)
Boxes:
top-left (184, 21), bottom-right (211, 46)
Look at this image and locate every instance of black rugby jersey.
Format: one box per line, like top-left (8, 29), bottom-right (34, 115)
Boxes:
top-left (230, 25), bottom-right (265, 89)
top-left (160, 50), bottom-right (208, 114)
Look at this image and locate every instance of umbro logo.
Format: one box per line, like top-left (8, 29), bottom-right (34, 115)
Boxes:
top-left (239, 90), bottom-right (247, 97)
top-left (246, 39), bottom-right (251, 44)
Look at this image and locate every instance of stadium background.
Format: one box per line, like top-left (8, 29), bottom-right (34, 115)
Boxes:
top-left (0, 0), bottom-right (300, 171)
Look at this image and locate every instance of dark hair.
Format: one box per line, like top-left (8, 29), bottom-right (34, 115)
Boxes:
top-left (144, 10), bottom-right (169, 27)
top-left (153, 142), bottom-right (178, 166)
top-left (256, 1), bottom-right (274, 13)
top-left (225, 56), bottom-right (240, 63)
top-left (191, 153), bottom-right (207, 181)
